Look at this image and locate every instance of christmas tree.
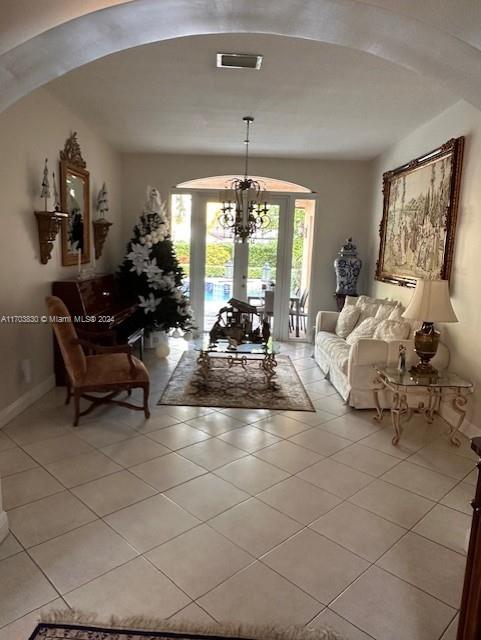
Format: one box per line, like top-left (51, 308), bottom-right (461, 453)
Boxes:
top-left (117, 187), bottom-right (193, 333)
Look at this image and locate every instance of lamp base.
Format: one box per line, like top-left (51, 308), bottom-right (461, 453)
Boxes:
top-left (409, 321), bottom-right (440, 377)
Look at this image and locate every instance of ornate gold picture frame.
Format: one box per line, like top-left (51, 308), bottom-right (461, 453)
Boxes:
top-left (375, 137), bottom-right (464, 287)
top-left (59, 132), bottom-right (90, 266)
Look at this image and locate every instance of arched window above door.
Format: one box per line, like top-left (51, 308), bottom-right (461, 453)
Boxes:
top-left (176, 175), bottom-right (312, 193)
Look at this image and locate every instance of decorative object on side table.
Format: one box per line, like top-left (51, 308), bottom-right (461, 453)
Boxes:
top-left (373, 366), bottom-right (473, 446)
top-left (92, 181), bottom-right (112, 260)
top-left (334, 237), bottom-right (362, 295)
top-left (59, 132), bottom-right (91, 266)
top-left (34, 158), bottom-right (67, 264)
top-left (375, 136), bottom-right (464, 287)
top-left (116, 186), bottom-right (194, 356)
top-left (402, 278), bottom-right (458, 376)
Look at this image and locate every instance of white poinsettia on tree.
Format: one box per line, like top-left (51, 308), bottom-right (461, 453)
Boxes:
top-left (117, 186), bottom-right (194, 333)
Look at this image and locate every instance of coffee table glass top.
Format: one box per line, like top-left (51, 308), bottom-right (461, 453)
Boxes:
top-left (195, 337), bottom-right (279, 355)
top-left (376, 366), bottom-right (472, 389)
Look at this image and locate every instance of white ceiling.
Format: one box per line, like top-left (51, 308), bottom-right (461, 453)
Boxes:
top-left (46, 34), bottom-right (456, 160)
top-left (2, 0), bottom-right (481, 117)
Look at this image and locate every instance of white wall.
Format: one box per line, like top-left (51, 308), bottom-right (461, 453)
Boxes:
top-left (121, 153), bottom-right (372, 320)
top-left (366, 99), bottom-right (481, 428)
top-left (0, 87), bottom-right (122, 419)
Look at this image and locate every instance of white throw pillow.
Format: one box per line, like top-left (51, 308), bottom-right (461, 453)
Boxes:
top-left (355, 296), bottom-right (381, 325)
top-left (373, 319), bottom-right (411, 341)
top-left (335, 305), bottom-right (361, 338)
top-left (388, 303), bottom-right (405, 320)
top-left (375, 301), bottom-right (397, 321)
top-left (346, 317), bottom-right (380, 345)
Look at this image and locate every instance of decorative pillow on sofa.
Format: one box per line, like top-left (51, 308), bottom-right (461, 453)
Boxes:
top-left (375, 300), bottom-right (397, 321)
top-left (373, 318), bottom-right (411, 341)
top-left (335, 305), bottom-right (361, 338)
top-left (346, 317), bottom-right (380, 345)
top-left (388, 303), bottom-right (405, 320)
top-left (355, 296), bottom-right (382, 325)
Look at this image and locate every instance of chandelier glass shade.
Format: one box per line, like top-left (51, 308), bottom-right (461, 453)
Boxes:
top-left (219, 117), bottom-right (270, 242)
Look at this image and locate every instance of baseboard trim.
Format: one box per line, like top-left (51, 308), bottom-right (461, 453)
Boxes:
top-left (0, 375), bottom-right (55, 429)
top-left (0, 509), bottom-right (8, 544)
top-left (439, 398), bottom-right (481, 440)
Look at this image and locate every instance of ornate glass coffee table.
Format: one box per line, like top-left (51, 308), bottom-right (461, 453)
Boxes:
top-left (373, 366), bottom-right (473, 446)
top-left (194, 338), bottom-right (280, 387)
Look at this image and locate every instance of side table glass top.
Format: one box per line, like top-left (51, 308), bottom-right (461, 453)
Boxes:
top-left (375, 366), bottom-right (472, 389)
top-left (195, 337), bottom-right (280, 355)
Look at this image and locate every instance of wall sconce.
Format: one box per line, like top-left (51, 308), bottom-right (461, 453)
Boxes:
top-left (92, 182), bottom-right (112, 260)
top-left (34, 211), bottom-right (67, 264)
top-left (92, 218), bottom-right (113, 259)
top-left (34, 160), bottom-right (67, 264)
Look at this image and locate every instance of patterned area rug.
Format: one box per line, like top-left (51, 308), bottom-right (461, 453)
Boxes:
top-left (158, 351), bottom-right (315, 412)
top-left (31, 619), bottom-right (342, 640)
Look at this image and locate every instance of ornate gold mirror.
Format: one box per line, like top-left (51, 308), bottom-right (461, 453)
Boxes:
top-left (60, 132), bottom-right (90, 266)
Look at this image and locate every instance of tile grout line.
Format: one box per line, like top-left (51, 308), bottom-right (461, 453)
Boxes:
top-left (0, 343), bottom-right (472, 637)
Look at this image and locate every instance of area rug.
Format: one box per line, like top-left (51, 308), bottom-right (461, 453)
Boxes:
top-left (158, 351), bottom-right (315, 412)
top-left (32, 613), bottom-right (342, 639)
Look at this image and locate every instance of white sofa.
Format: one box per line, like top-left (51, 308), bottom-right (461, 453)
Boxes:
top-left (314, 296), bottom-right (449, 409)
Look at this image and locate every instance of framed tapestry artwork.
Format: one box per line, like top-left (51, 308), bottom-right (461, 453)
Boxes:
top-left (375, 137), bottom-right (464, 287)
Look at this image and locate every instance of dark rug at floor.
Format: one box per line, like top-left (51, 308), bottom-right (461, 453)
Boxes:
top-left (31, 614), bottom-right (342, 639)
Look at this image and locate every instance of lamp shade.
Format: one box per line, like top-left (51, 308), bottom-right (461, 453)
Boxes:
top-left (402, 279), bottom-right (458, 323)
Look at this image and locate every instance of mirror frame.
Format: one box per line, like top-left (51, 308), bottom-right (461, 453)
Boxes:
top-left (59, 132), bottom-right (90, 266)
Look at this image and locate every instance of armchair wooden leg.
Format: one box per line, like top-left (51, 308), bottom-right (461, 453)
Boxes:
top-left (143, 385), bottom-right (150, 419)
top-left (65, 381), bottom-right (72, 405)
top-left (73, 390), bottom-right (81, 427)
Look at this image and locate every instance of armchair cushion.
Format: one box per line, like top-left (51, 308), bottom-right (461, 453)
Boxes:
top-left (83, 354), bottom-right (149, 388)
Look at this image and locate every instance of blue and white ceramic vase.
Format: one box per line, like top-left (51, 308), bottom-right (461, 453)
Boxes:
top-left (334, 238), bottom-right (362, 295)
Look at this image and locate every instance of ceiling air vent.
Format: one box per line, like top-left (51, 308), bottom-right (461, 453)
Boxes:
top-left (216, 53), bottom-right (263, 70)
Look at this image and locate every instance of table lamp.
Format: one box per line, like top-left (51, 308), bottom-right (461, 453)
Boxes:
top-left (402, 279), bottom-right (458, 376)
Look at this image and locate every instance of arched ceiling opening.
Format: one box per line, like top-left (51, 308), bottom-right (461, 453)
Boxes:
top-left (1, 0), bottom-right (481, 116)
top-left (43, 34), bottom-right (457, 159)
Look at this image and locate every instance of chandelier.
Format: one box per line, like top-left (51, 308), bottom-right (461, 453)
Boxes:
top-left (218, 116), bottom-right (270, 242)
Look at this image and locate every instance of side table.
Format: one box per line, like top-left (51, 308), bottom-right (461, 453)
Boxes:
top-left (373, 366), bottom-right (473, 446)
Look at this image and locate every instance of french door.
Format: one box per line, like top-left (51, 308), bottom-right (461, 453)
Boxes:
top-left (171, 191), bottom-right (316, 341)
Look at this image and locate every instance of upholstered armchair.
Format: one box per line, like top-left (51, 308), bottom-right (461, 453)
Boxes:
top-left (46, 296), bottom-right (150, 426)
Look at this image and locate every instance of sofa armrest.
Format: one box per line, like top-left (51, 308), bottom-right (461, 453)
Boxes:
top-left (315, 311), bottom-right (339, 334)
top-left (348, 338), bottom-right (388, 368)
top-left (385, 339), bottom-right (416, 365)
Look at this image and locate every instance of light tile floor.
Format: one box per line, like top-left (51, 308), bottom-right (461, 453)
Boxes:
top-left (0, 339), bottom-right (474, 640)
